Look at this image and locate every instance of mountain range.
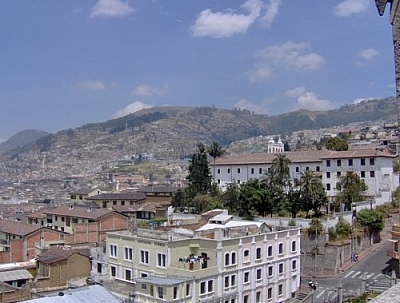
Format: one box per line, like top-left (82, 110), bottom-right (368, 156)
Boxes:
top-left (0, 96), bottom-right (396, 158)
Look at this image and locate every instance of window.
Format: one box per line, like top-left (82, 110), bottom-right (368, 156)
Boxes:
top-left (370, 158), bottom-right (375, 165)
top-left (267, 246), bottom-right (273, 257)
top-left (278, 263), bottom-right (284, 274)
top-left (225, 253), bottom-right (230, 266)
top-left (259, 168), bottom-right (263, 174)
top-left (113, 201), bottom-right (117, 205)
top-left (268, 265), bottom-right (273, 277)
top-left (125, 269), bottom-right (132, 281)
top-left (306, 166), bottom-right (309, 171)
top-left (268, 287), bottom-right (272, 299)
top-left (361, 158), bottom-right (366, 166)
top-left (217, 179), bottom-right (221, 184)
top-left (278, 284), bottom-right (283, 296)
top-left (225, 276), bottom-right (229, 288)
top-left (243, 295), bottom-right (249, 303)
top-left (208, 280), bottom-right (213, 292)
top-left (244, 249), bottom-right (249, 258)
top-left (337, 159), bottom-right (341, 166)
top-left (61, 217), bottom-right (65, 222)
top-left (337, 172), bottom-right (341, 178)
top-left (251, 168), bottom-right (254, 174)
top-left (244, 272), bottom-right (250, 283)
top-left (110, 265), bottom-right (116, 277)
top-left (157, 253), bottom-right (166, 267)
top-left (158, 287), bottom-right (164, 299)
top-left (326, 183), bottom-right (331, 191)
top-left (186, 284), bottom-right (190, 296)
top-left (55, 216), bottom-right (58, 221)
top-left (296, 166), bottom-right (299, 172)
top-left (231, 252), bottom-right (236, 264)
top-left (140, 250), bottom-right (149, 264)
top-left (291, 241), bottom-right (296, 252)
top-left (316, 166), bottom-right (320, 172)
top-left (237, 180), bottom-right (241, 184)
top-left (124, 247), bottom-right (133, 261)
top-left (256, 268), bottom-right (262, 280)
top-left (231, 275), bottom-right (236, 286)
top-left (227, 168), bottom-right (231, 174)
top-left (256, 291), bottom-right (261, 303)
top-left (237, 168), bottom-right (241, 173)
top-left (72, 218), bottom-right (78, 224)
top-left (327, 160), bottom-right (331, 167)
top-left (292, 260), bottom-right (297, 270)
top-left (256, 247), bottom-right (261, 259)
top-left (217, 169), bottom-right (221, 174)
top-left (142, 283), bottom-right (147, 290)
top-left (326, 172), bottom-right (330, 178)
top-left (200, 282), bottom-right (206, 294)
top-left (361, 171), bottom-right (365, 178)
top-left (370, 171), bottom-right (375, 177)
top-left (109, 244), bottom-right (117, 258)
top-left (121, 201), bottom-right (125, 206)
top-left (173, 286), bottom-right (178, 299)
top-left (278, 243), bottom-right (283, 254)
top-left (348, 159), bottom-right (353, 166)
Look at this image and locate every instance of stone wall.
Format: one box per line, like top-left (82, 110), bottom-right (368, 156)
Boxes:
top-left (300, 213), bottom-right (399, 276)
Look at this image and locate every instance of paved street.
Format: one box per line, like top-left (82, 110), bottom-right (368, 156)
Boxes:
top-left (303, 241), bottom-right (393, 303)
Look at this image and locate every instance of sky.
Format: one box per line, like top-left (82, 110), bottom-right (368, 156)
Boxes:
top-left (0, 0), bottom-right (397, 141)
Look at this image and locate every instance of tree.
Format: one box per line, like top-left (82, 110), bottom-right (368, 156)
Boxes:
top-left (298, 171), bottom-right (328, 217)
top-left (186, 143), bottom-right (212, 199)
top-left (357, 209), bottom-right (385, 243)
top-left (336, 172), bottom-right (368, 211)
top-left (222, 182), bottom-right (240, 214)
top-left (171, 189), bottom-right (186, 211)
top-left (207, 141), bottom-right (226, 184)
top-left (238, 179), bottom-right (264, 218)
top-left (271, 154), bottom-right (292, 188)
top-left (261, 168), bottom-right (285, 217)
top-left (325, 137), bottom-right (349, 151)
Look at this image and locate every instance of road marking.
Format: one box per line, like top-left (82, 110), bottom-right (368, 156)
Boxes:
top-left (351, 271), bottom-right (361, 278)
top-left (372, 273), bottom-right (382, 280)
top-left (316, 290), bottom-right (325, 299)
top-left (366, 273), bottom-right (374, 279)
top-left (344, 271), bottom-right (354, 278)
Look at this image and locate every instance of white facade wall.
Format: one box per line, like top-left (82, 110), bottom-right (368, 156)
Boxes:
top-left (212, 151), bottom-right (399, 202)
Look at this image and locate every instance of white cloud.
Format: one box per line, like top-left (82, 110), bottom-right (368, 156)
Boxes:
top-left (359, 48), bottom-right (378, 60)
top-left (259, 0), bottom-right (281, 28)
top-left (333, 0), bottom-right (369, 17)
top-left (112, 101), bottom-right (153, 118)
top-left (191, 0), bottom-right (281, 38)
top-left (131, 84), bottom-right (169, 96)
top-left (234, 98), bottom-right (268, 114)
top-left (285, 86), bottom-right (337, 111)
top-left (90, 0), bottom-right (135, 18)
top-left (73, 80), bottom-right (117, 90)
top-left (250, 41), bottom-right (325, 82)
top-left (352, 97), bottom-right (378, 104)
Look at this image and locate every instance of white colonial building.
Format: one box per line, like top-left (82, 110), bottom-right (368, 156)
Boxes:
top-left (106, 210), bottom-right (301, 303)
top-left (212, 147), bottom-right (399, 202)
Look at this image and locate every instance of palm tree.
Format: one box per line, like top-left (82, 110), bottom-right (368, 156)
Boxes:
top-left (207, 141), bottom-right (226, 184)
top-left (299, 171), bottom-right (326, 216)
top-left (271, 154), bottom-right (292, 188)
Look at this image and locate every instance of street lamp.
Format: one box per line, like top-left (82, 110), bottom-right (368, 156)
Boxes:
top-left (351, 202), bottom-right (357, 259)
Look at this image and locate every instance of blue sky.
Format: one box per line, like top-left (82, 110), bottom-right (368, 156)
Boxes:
top-left (0, 0), bottom-right (396, 141)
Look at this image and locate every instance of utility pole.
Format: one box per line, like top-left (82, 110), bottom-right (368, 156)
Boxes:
top-left (314, 225), bottom-right (318, 278)
top-left (338, 275), bottom-right (343, 303)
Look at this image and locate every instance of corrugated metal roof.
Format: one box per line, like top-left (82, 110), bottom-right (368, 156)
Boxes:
top-left (23, 285), bottom-right (121, 303)
top-left (0, 269), bottom-right (33, 282)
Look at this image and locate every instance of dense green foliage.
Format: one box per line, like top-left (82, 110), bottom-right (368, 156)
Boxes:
top-left (336, 172), bottom-right (368, 211)
top-left (328, 217), bottom-right (352, 241)
top-left (325, 137), bottom-right (349, 151)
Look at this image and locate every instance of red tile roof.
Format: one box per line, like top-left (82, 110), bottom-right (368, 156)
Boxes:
top-left (0, 219), bottom-right (40, 236)
top-left (42, 206), bottom-right (114, 219)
